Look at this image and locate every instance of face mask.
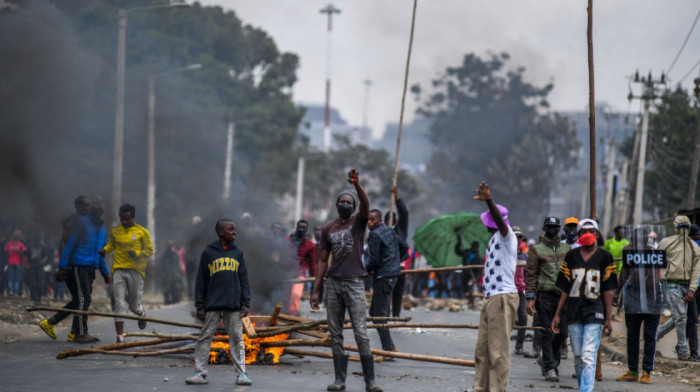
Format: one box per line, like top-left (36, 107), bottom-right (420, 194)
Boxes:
top-left (337, 204), bottom-right (354, 219)
top-left (566, 232), bottom-right (578, 242)
top-left (295, 229), bottom-right (306, 238)
top-left (544, 227), bottom-right (559, 239)
top-left (577, 233), bottom-right (597, 246)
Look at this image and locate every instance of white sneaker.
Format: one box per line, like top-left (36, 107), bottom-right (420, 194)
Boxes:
top-left (185, 373), bottom-right (208, 385)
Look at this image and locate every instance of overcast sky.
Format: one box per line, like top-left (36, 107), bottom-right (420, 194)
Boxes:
top-left (200, 1), bottom-right (700, 139)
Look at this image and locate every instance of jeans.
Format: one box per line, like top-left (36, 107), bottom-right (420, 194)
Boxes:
top-left (515, 291), bottom-right (527, 347)
top-left (194, 310), bottom-right (245, 377)
top-left (370, 276), bottom-right (397, 351)
top-left (569, 323), bottom-right (602, 392)
top-left (112, 269), bottom-right (145, 323)
top-left (451, 271), bottom-right (464, 299)
top-left (8, 264), bottom-right (21, 296)
top-left (657, 281), bottom-right (689, 355)
top-left (625, 313), bottom-right (660, 373)
top-left (536, 291), bottom-right (568, 372)
top-left (686, 294), bottom-right (698, 353)
top-left (49, 266), bottom-right (95, 335)
top-left (326, 277), bottom-right (371, 356)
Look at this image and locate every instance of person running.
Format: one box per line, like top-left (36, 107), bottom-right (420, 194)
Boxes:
top-left (552, 218), bottom-right (617, 392)
top-left (525, 217), bottom-right (571, 382)
top-left (655, 215), bottom-right (700, 361)
top-left (100, 204), bottom-right (154, 343)
top-left (185, 219), bottom-right (252, 386)
top-left (40, 197), bottom-right (110, 343)
top-left (614, 228), bottom-right (663, 384)
top-left (366, 208), bottom-right (408, 356)
top-left (471, 182), bottom-right (519, 392)
top-left (287, 219), bottom-right (316, 316)
top-left (311, 169), bottom-right (382, 392)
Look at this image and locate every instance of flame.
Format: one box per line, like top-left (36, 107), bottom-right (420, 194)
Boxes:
top-left (208, 319), bottom-right (289, 365)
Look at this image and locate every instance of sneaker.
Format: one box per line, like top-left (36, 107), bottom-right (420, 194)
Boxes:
top-left (235, 373), bottom-right (252, 386)
top-left (523, 350), bottom-right (540, 358)
top-left (615, 371), bottom-right (638, 382)
top-left (67, 332), bottom-right (75, 342)
top-left (544, 369), bottom-right (559, 382)
top-left (73, 334), bottom-right (100, 343)
top-left (116, 334), bottom-right (124, 343)
top-left (639, 371), bottom-right (652, 384)
top-left (138, 311), bottom-right (147, 330)
top-left (185, 373), bottom-right (208, 385)
top-left (536, 356), bottom-right (545, 376)
top-left (690, 352), bottom-right (700, 361)
top-left (514, 347), bottom-right (525, 355)
top-left (39, 319), bottom-right (56, 340)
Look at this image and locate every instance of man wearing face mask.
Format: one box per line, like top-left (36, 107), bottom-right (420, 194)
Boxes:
top-left (525, 217), bottom-right (571, 382)
top-left (287, 220), bottom-right (316, 315)
top-left (562, 217), bottom-right (579, 246)
top-left (311, 169), bottom-right (381, 392)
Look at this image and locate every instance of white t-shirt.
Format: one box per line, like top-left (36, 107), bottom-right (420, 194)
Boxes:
top-left (482, 226), bottom-right (518, 298)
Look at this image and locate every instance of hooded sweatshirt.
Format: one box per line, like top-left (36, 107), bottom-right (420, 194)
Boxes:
top-left (658, 215), bottom-right (700, 291)
top-left (194, 241), bottom-right (251, 312)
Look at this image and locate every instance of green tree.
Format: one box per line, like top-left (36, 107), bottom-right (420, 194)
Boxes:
top-left (413, 52), bottom-right (579, 226)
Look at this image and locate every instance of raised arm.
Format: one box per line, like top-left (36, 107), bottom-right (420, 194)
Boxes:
top-left (349, 169), bottom-right (369, 220)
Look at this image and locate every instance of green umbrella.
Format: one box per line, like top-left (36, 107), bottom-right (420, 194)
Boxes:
top-left (413, 212), bottom-right (492, 268)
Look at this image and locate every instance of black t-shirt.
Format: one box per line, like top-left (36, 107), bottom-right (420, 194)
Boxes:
top-left (322, 214), bottom-right (368, 279)
top-left (556, 247), bottom-right (618, 324)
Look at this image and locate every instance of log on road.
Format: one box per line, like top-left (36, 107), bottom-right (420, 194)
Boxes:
top-left (26, 306), bottom-right (201, 329)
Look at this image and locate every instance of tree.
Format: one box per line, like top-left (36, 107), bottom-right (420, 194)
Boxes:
top-left (413, 52), bottom-right (579, 227)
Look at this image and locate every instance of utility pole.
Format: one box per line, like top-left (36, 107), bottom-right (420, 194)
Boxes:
top-left (294, 156), bottom-right (305, 224)
top-left (362, 78), bottom-right (373, 130)
top-left (602, 139), bottom-right (616, 235)
top-left (112, 9), bottom-right (126, 219)
top-left (686, 77), bottom-right (700, 209)
top-left (223, 122), bottom-right (234, 205)
top-left (320, 4), bottom-right (340, 152)
top-left (627, 70), bottom-right (665, 225)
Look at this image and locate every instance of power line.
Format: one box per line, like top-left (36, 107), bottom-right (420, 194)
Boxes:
top-left (678, 57), bottom-right (700, 83)
top-left (667, 9), bottom-right (700, 75)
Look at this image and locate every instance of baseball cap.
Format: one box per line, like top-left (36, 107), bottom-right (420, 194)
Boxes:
top-left (564, 217), bottom-right (579, 226)
top-left (577, 218), bottom-right (598, 232)
top-left (512, 226), bottom-right (524, 237)
top-left (543, 217), bottom-right (561, 226)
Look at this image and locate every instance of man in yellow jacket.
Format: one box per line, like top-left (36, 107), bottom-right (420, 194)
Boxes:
top-left (100, 204), bottom-right (154, 342)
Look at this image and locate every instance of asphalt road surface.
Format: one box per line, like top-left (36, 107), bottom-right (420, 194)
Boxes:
top-left (1, 299), bottom-right (696, 392)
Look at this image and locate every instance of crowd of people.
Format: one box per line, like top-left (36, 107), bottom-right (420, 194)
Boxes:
top-left (4, 169), bottom-right (700, 391)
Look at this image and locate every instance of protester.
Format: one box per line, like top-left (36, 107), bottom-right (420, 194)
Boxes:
top-left (655, 215), bottom-right (700, 361)
top-left (313, 225), bottom-right (325, 307)
top-left (552, 218), bottom-right (617, 392)
top-left (185, 215), bottom-right (208, 299)
top-left (287, 220), bottom-right (316, 316)
top-left (310, 169), bottom-right (382, 392)
top-left (385, 185), bottom-right (409, 318)
top-left (471, 182), bottom-right (519, 392)
top-left (4, 229), bottom-right (27, 297)
top-left (525, 217), bottom-right (571, 382)
top-left (604, 225), bottom-right (629, 275)
top-left (26, 235), bottom-right (50, 304)
top-left (614, 228), bottom-right (663, 384)
top-left (562, 217), bottom-right (579, 246)
top-left (159, 241), bottom-right (185, 305)
top-left (100, 204), bottom-right (154, 343)
top-left (185, 219), bottom-right (252, 386)
top-left (366, 208), bottom-right (408, 356)
top-left (513, 227), bottom-right (528, 355)
top-left (40, 197), bottom-right (110, 343)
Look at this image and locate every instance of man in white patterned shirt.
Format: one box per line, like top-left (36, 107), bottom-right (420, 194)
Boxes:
top-left (471, 182), bottom-right (519, 392)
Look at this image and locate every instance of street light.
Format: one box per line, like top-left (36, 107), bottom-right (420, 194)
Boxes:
top-left (147, 63), bottom-right (202, 254)
top-left (112, 0), bottom-right (189, 223)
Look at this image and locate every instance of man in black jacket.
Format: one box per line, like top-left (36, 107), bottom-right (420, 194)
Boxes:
top-left (367, 208), bottom-right (409, 355)
top-left (385, 185), bottom-right (409, 317)
top-left (185, 219), bottom-right (252, 386)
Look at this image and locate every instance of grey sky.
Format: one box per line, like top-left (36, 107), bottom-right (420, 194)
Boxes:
top-left (201, 1), bottom-right (700, 139)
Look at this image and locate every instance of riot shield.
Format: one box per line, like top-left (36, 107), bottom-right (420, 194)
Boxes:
top-left (619, 225), bottom-right (667, 314)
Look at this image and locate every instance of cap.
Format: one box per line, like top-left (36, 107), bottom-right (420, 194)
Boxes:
top-left (512, 226), bottom-right (523, 237)
top-left (543, 217), bottom-right (561, 226)
top-left (564, 217), bottom-right (579, 226)
top-left (577, 218), bottom-right (598, 232)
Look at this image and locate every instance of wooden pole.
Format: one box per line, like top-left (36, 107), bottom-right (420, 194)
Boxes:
top-left (59, 346), bottom-right (194, 359)
top-left (254, 319), bottom-right (326, 338)
top-left (241, 316), bottom-right (257, 338)
top-left (26, 306), bottom-right (202, 329)
top-left (270, 302), bottom-right (282, 326)
top-left (587, 0), bottom-right (597, 216)
top-left (283, 348), bottom-right (366, 362)
top-left (388, 0), bottom-right (418, 227)
top-left (336, 323), bottom-right (545, 331)
top-left (260, 338), bottom-right (331, 348)
top-left (57, 337), bottom-right (179, 359)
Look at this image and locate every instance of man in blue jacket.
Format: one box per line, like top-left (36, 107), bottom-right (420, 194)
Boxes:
top-left (366, 208), bottom-right (408, 356)
top-left (186, 219), bottom-right (252, 386)
top-left (39, 197), bottom-right (111, 343)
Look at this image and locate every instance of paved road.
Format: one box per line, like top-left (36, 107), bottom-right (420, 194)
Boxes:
top-left (0, 300), bottom-right (696, 392)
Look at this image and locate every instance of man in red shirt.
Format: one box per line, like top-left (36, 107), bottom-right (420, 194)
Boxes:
top-left (4, 229), bottom-right (27, 296)
top-left (287, 220), bottom-right (316, 315)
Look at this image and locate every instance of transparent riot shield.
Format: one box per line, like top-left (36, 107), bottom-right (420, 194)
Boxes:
top-left (619, 225), bottom-right (667, 314)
